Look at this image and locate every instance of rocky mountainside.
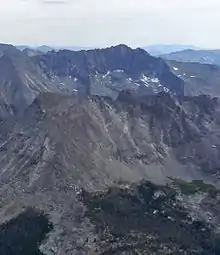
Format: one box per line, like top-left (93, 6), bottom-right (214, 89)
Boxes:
top-left (1, 43), bottom-right (220, 254)
top-left (0, 91), bottom-right (220, 253)
top-left (167, 60), bottom-right (220, 97)
top-left (33, 44), bottom-right (184, 98)
top-left (0, 43), bottom-right (186, 119)
top-left (161, 49), bottom-right (220, 66)
top-left (0, 44), bottom-right (75, 119)
top-left (1, 43), bottom-right (220, 121)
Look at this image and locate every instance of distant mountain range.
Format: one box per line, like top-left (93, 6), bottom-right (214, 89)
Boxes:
top-left (161, 49), bottom-right (220, 66)
top-left (16, 45), bottom-right (54, 53)
top-left (17, 44), bottom-right (220, 68)
top-left (16, 45), bottom-right (93, 53)
top-left (144, 44), bottom-right (201, 56)
top-left (16, 44), bottom-right (203, 56)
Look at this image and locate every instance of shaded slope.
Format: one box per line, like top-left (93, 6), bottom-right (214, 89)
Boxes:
top-left (81, 181), bottom-right (220, 254)
top-left (0, 208), bottom-right (53, 255)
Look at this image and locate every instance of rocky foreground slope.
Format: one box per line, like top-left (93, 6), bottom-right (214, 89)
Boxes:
top-left (1, 43), bottom-right (220, 254)
top-left (0, 91), bottom-right (220, 254)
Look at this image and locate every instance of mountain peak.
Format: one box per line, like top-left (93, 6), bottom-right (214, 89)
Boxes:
top-left (109, 44), bottom-right (131, 50)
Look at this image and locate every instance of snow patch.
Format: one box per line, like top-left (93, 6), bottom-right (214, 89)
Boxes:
top-left (115, 69), bottom-right (124, 73)
top-left (140, 75), bottom-right (150, 87)
top-left (190, 75), bottom-right (196, 78)
top-left (103, 71), bottom-right (110, 78)
top-left (173, 67), bottom-right (178, 71)
top-left (163, 87), bottom-right (170, 93)
top-left (141, 75), bottom-right (150, 82)
top-left (151, 77), bottom-right (159, 83)
top-left (73, 89), bottom-right (78, 92)
top-left (140, 75), bottom-right (162, 88)
top-left (74, 77), bottom-right (78, 82)
top-left (141, 75), bottom-right (159, 84)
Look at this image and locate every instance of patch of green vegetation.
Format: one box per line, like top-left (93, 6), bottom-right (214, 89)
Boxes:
top-left (80, 181), bottom-right (220, 254)
top-left (173, 179), bottom-right (217, 196)
top-left (0, 207), bottom-right (53, 255)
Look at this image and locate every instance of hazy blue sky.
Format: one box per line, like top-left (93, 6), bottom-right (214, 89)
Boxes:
top-left (0, 0), bottom-right (220, 48)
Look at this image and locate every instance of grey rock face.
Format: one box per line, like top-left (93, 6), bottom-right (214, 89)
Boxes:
top-left (168, 60), bottom-right (220, 97)
top-left (0, 43), bottom-right (185, 120)
top-left (1, 43), bottom-right (220, 254)
top-left (33, 44), bottom-right (184, 98)
top-left (0, 92), bottom-right (220, 253)
top-left (1, 42), bottom-right (220, 122)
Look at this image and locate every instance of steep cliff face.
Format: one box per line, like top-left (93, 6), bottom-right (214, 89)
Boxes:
top-left (34, 45), bottom-right (184, 98)
top-left (1, 43), bottom-right (220, 121)
top-left (0, 44), bottom-right (186, 120)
